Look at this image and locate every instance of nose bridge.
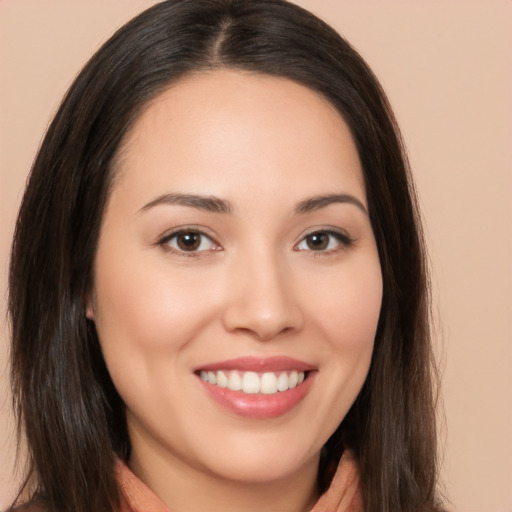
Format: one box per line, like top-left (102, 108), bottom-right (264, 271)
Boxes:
top-left (221, 243), bottom-right (302, 340)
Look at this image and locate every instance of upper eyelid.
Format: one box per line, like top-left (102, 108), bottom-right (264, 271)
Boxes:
top-left (155, 225), bottom-right (354, 249)
top-left (157, 225), bottom-right (219, 244)
top-left (157, 229), bottom-right (221, 257)
top-left (161, 231), bottom-right (214, 245)
top-left (297, 226), bottom-right (353, 242)
top-left (294, 228), bottom-right (355, 252)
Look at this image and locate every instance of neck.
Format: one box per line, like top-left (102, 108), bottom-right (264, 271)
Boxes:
top-left (128, 439), bottom-right (320, 512)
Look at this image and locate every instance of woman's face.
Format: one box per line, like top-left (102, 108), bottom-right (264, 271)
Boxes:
top-left (88, 70), bottom-right (382, 486)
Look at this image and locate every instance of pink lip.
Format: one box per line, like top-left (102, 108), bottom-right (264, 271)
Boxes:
top-left (194, 356), bottom-right (317, 419)
top-left (197, 375), bottom-right (316, 419)
top-left (194, 356), bottom-right (316, 373)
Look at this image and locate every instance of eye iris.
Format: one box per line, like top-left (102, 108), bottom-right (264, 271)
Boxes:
top-left (177, 232), bottom-right (200, 251)
top-left (307, 233), bottom-right (329, 250)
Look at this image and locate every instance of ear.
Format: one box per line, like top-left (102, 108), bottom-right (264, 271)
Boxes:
top-left (85, 292), bottom-right (95, 320)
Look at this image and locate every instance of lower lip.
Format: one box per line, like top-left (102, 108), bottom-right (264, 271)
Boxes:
top-left (197, 373), bottom-right (315, 419)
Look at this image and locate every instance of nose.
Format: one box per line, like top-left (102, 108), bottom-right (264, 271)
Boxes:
top-left (221, 252), bottom-right (304, 341)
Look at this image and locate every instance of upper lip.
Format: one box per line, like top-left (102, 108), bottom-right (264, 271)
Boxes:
top-left (195, 356), bottom-right (316, 373)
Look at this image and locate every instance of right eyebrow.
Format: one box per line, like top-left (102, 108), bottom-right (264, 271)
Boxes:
top-left (294, 193), bottom-right (368, 215)
top-left (137, 193), bottom-right (233, 214)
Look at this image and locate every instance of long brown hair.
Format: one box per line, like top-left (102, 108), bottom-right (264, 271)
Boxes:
top-left (9, 1), bottom-right (444, 511)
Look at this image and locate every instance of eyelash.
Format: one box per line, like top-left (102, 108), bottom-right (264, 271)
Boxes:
top-left (157, 227), bottom-right (354, 257)
top-left (295, 228), bottom-right (354, 254)
top-left (158, 228), bottom-right (220, 258)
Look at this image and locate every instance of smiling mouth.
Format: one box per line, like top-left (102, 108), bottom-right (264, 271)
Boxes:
top-left (198, 370), bottom-right (307, 395)
top-left (194, 356), bottom-right (316, 418)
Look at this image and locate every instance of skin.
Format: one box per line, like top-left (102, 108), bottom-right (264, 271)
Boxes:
top-left (87, 70), bottom-right (382, 512)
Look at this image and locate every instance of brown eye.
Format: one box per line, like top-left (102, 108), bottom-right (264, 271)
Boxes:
top-left (162, 230), bottom-right (217, 253)
top-left (306, 232), bottom-right (329, 250)
top-left (176, 232), bottom-right (201, 251)
top-left (296, 230), bottom-right (352, 252)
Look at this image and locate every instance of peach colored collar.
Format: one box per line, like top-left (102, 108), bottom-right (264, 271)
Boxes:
top-left (116, 450), bottom-right (362, 512)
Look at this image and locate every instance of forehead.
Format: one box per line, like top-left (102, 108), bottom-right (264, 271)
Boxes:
top-left (112, 69), bottom-right (365, 209)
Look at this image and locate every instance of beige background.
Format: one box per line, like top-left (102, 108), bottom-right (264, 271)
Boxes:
top-left (1, 1), bottom-right (511, 510)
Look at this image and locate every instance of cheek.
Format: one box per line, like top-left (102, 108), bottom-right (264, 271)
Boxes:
top-left (89, 259), bottom-right (214, 419)
top-left (93, 251), bottom-right (206, 345)
top-left (90, 247), bottom-right (220, 391)
top-left (311, 255), bottom-right (383, 353)
top-left (291, 255), bottom-right (381, 449)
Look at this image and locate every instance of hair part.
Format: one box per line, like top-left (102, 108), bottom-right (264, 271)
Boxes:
top-left (9, 1), bottom-right (444, 511)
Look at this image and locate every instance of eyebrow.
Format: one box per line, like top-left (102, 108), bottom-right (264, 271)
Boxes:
top-left (294, 194), bottom-right (367, 215)
top-left (139, 193), bottom-right (232, 214)
top-left (138, 192), bottom-right (367, 216)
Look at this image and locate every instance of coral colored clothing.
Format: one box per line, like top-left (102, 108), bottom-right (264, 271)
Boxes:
top-left (116, 450), bottom-right (363, 512)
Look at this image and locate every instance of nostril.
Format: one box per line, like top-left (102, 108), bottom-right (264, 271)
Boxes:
top-left (222, 310), bottom-right (303, 342)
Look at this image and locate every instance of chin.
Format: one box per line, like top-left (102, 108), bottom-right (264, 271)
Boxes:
top-left (188, 429), bottom-right (322, 485)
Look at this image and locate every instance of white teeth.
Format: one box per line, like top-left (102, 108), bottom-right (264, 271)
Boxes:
top-left (216, 370), bottom-right (228, 388)
top-left (277, 372), bottom-right (289, 392)
top-left (288, 370), bottom-right (298, 389)
top-left (200, 370), bottom-right (306, 395)
top-left (242, 371), bottom-right (260, 394)
top-left (260, 372), bottom-right (278, 394)
top-left (228, 370), bottom-right (242, 391)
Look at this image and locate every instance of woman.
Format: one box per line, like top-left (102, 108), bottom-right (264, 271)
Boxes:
top-left (9, 1), bottom-right (444, 511)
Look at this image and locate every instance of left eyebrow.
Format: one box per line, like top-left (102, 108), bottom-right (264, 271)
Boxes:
top-left (138, 193), bottom-right (233, 214)
top-left (294, 194), bottom-right (368, 215)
